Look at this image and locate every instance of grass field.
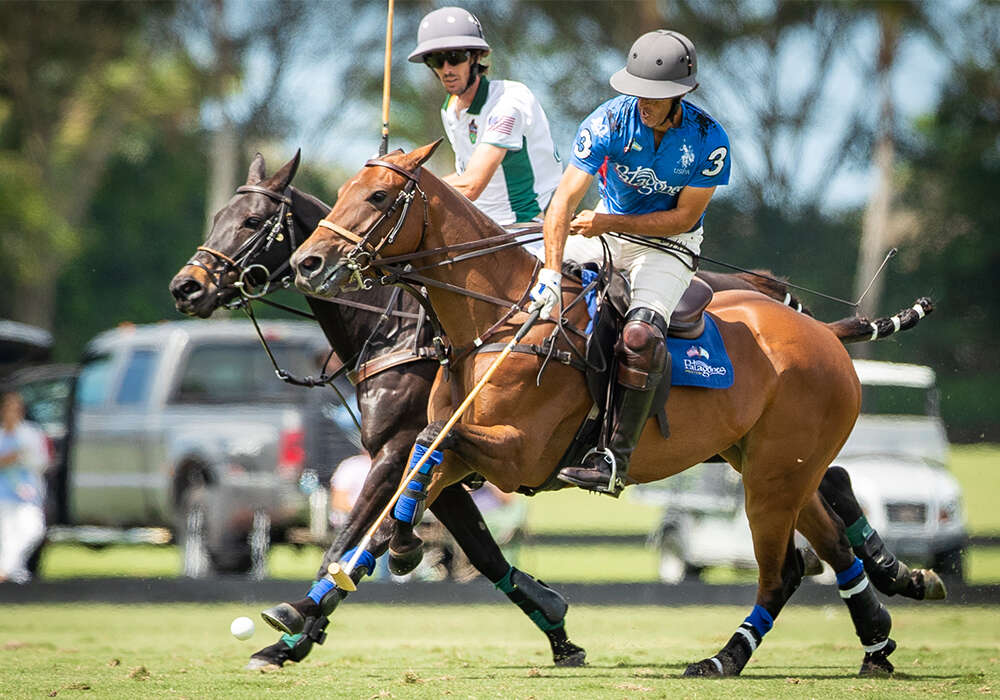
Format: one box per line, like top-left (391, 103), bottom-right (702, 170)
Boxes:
top-left (1, 604), bottom-right (998, 699)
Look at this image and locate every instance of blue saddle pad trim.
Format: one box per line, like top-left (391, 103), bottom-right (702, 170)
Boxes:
top-left (667, 314), bottom-right (734, 389)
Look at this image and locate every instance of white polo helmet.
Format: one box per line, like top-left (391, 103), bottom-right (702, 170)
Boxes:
top-left (408, 7), bottom-right (490, 63)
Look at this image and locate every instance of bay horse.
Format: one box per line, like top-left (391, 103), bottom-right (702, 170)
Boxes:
top-left (289, 142), bottom-right (937, 677)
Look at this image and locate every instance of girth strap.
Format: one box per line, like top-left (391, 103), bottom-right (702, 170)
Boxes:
top-left (475, 342), bottom-right (588, 373)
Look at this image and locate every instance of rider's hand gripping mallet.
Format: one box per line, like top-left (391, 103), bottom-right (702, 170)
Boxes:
top-left (340, 310), bottom-right (542, 579)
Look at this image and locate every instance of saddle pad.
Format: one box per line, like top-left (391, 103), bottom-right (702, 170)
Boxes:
top-left (667, 314), bottom-right (734, 389)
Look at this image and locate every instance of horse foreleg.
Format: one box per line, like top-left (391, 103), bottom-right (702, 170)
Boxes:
top-left (820, 466), bottom-right (946, 601)
top-left (429, 486), bottom-right (586, 666)
top-left (797, 492), bottom-right (896, 676)
top-left (685, 488), bottom-right (803, 677)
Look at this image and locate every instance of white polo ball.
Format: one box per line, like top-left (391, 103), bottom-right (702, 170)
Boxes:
top-left (230, 616), bottom-right (255, 641)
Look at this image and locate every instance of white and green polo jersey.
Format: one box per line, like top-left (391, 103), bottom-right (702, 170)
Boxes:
top-left (441, 77), bottom-right (562, 225)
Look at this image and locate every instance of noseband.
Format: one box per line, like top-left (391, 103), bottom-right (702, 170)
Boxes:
top-left (314, 158), bottom-right (429, 292)
top-left (185, 185), bottom-right (301, 302)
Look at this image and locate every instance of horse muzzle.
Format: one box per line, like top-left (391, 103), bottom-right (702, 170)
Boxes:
top-left (170, 270), bottom-right (218, 318)
top-left (293, 253), bottom-right (352, 297)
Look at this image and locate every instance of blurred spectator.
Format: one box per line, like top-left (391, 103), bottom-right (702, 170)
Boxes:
top-left (0, 391), bottom-right (49, 583)
top-left (329, 451), bottom-right (372, 532)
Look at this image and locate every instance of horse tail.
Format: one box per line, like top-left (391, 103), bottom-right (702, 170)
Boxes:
top-left (826, 297), bottom-right (934, 344)
top-left (733, 270), bottom-right (814, 317)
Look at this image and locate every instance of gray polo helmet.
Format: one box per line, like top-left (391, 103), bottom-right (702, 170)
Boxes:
top-left (408, 7), bottom-right (491, 63)
top-left (609, 30), bottom-right (698, 99)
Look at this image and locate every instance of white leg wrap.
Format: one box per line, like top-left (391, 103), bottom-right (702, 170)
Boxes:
top-left (709, 656), bottom-right (724, 674)
top-left (839, 576), bottom-right (870, 599)
top-left (891, 315), bottom-right (901, 333)
top-left (863, 638), bottom-right (889, 653)
top-left (782, 292), bottom-right (792, 306)
top-left (912, 302), bottom-right (926, 318)
top-left (735, 626), bottom-right (758, 653)
top-left (869, 323), bottom-right (879, 341)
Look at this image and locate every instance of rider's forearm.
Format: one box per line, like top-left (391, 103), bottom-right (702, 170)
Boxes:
top-left (595, 208), bottom-right (701, 238)
top-left (542, 200), bottom-right (573, 271)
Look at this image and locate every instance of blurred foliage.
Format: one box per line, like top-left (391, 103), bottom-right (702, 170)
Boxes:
top-left (0, 0), bottom-right (997, 439)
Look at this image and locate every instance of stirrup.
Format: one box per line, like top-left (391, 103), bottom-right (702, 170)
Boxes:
top-left (561, 447), bottom-right (624, 495)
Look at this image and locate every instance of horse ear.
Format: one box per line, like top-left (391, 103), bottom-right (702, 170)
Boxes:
top-left (247, 152), bottom-right (267, 185)
top-left (263, 149), bottom-right (300, 191)
top-left (400, 139), bottom-right (443, 170)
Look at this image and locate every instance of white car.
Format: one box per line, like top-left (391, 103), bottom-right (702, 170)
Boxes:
top-left (633, 359), bottom-right (968, 583)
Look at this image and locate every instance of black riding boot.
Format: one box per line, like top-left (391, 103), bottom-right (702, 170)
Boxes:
top-left (559, 309), bottom-right (668, 497)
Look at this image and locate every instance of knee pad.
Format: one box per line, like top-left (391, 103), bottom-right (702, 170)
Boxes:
top-left (617, 309), bottom-right (667, 389)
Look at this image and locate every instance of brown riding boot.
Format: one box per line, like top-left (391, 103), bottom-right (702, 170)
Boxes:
top-left (558, 310), bottom-right (668, 497)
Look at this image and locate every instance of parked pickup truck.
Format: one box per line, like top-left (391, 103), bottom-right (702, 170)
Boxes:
top-left (65, 320), bottom-right (359, 576)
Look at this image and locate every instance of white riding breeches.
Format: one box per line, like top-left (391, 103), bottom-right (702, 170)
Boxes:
top-left (563, 228), bottom-right (703, 323)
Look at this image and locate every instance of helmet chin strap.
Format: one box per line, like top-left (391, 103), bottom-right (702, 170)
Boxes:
top-left (465, 56), bottom-right (481, 93)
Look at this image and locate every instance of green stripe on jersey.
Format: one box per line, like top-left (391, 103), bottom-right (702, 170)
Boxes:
top-left (501, 137), bottom-right (541, 222)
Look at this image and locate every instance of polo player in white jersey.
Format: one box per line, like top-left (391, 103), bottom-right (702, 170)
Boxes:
top-left (408, 6), bottom-right (562, 256)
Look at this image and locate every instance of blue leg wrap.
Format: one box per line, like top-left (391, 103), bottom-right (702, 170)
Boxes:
top-left (744, 604), bottom-right (774, 636)
top-left (306, 578), bottom-right (335, 605)
top-left (340, 547), bottom-right (376, 576)
top-left (836, 557), bottom-right (865, 586)
top-left (393, 444), bottom-right (444, 525)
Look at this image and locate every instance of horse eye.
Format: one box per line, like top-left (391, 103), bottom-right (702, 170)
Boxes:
top-left (368, 191), bottom-right (388, 205)
top-left (243, 216), bottom-right (264, 229)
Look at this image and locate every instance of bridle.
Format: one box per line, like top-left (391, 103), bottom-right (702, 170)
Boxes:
top-left (184, 184), bottom-right (301, 303)
top-left (313, 158), bottom-right (429, 294)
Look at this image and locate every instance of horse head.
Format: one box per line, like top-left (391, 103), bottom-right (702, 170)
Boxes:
top-left (292, 140), bottom-right (441, 299)
top-left (170, 150), bottom-right (301, 317)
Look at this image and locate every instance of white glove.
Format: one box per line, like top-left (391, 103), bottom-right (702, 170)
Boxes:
top-left (527, 268), bottom-right (562, 320)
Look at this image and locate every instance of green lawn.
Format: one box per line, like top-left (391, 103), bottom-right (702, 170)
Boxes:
top-left (951, 444), bottom-right (1000, 535)
top-left (1, 603), bottom-right (997, 699)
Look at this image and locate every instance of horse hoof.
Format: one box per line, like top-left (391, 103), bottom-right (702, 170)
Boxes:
top-left (859, 638), bottom-right (896, 677)
top-left (799, 547), bottom-right (824, 576)
top-left (553, 643), bottom-right (587, 667)
top-left (920, 569), bottom-right (948, 600)
top-left (261, 602), bottom-right (305, 636)
top-left (388, 545), bottom-right (424, 576)
top-left (683, 658), bottom-right (724, 677)
top-left (245, 657), bottom-right (282, 671)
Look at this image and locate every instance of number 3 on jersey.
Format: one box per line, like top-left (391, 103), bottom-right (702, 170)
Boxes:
top-left (701, 146), bottom-right (728, 177)
top-left (574, 128), bottom-right (593, 160)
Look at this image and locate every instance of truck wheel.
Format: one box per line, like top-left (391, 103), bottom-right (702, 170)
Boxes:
top-left (179, 485), bottom-right (213, 578)
top-left (932, 547), bottom-right (965, 582)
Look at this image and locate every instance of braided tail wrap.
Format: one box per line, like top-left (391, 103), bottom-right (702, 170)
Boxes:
top-left (826, 297), bottom-right (933, 344)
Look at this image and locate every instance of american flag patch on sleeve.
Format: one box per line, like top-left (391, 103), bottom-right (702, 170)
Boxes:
top-left (487, 114), bottom-right (516, 136)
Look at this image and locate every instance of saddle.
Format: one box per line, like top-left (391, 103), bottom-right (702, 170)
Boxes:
top-left (517, 263), bottom-right (713, 496)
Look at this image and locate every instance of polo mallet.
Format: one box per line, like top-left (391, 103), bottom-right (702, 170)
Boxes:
top-left (378, 0), bottom-right (395, 157)
top-left (340, 309), bottom-right (542, 579)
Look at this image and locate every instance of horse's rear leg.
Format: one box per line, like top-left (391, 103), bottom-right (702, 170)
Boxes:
top-left (685, 494), bottom-right (803, 677)
top-left (797, 492), bottom-right (896, 676)
top-left (431, 486), bottom-right (586, 667)
top-left (820, 466), bottom-right (946, 600)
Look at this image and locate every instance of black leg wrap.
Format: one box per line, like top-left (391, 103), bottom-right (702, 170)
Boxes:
top-left (498, 568), bottom-right (586, 666)
top-left (839, 571), bottom-right (895, 675)
top-left (246, 617), bottom-right (326, 669)
top-left (854, 530), bottom-right (921, 599)
top-left (683, 625), bottom-right (759, 677)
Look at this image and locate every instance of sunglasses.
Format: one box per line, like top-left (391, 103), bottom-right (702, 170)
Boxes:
top-left (423, 50), bottom-right (471, 70)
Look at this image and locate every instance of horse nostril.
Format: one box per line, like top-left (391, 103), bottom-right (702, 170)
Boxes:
top-left (172, 278), bottom-right (203, 301)
top-left (299, 255), bottom-right (324, 275)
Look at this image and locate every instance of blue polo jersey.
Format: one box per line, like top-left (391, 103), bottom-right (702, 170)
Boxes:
top-left (569, 96), bottom-right (731, 230)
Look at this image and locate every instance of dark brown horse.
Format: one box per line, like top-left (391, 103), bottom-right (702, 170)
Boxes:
top-left (170, 152), bottom-right (587, 669)
top-left (289, 142), bottom-right (936, 677)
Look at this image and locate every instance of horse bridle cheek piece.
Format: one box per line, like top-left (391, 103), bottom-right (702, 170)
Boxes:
top-left (185, 184), bottom-right (299, 302)
top-left (314, 159), bottom-right (428, 294)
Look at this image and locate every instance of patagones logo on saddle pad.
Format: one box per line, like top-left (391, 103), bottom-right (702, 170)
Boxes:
top-left (666, 315), bottom-right (735, 390)
top-left (613, 163), bottom-right (684, 196)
